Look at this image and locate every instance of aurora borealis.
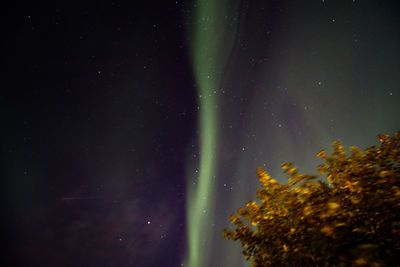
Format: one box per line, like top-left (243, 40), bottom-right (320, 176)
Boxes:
top-left (3, 0), bottom-right (400, 266)
top-left (185, 1), bottom-right (239, 266)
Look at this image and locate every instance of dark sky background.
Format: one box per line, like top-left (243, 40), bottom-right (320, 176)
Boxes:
top-left (2, 0), bottom-right (400, 266)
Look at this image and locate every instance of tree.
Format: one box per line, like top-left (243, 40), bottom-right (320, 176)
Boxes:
top-left (223, 133), bottom-right (400, 266)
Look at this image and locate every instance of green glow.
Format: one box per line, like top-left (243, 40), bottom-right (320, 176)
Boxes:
top-left (185, 1), bottom-right (239, 266)
top-left (182, 2), bottom-right (400, 266)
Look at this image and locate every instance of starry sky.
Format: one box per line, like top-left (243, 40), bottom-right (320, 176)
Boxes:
top-left (2, 0), bottom-right (400, 266)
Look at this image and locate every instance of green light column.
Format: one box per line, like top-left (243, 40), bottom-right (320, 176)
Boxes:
top-left (185, 0), bottom-right (239, 266)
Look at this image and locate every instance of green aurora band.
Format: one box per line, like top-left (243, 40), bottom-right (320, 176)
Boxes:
top-left (184, 1), bottom-right (400, 266)
top-left (185, 0), bottom-right (239, 266)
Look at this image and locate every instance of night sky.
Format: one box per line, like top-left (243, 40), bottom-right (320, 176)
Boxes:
top-left (2, 0), bottom-right (400, 266)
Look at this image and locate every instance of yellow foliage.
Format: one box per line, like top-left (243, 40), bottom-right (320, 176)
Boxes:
top-left (303, 206), bottom-right (313, 216)
top-left (354, 258), bottom-right (368, 265)
top-left (320, 225), bottom-right (334, 236)
top-left (316, 149), bottom-right (326, 158)
top-left (328, 202), bottom-right (340, 210)
top-left (223, 133), bottom-right (400, 266)
top-left (281, 162), bottom-right (292, 170)
top-left (379, 170), bottom-right (390, 178)
top-left (288, 168), bottom-right (297, 175)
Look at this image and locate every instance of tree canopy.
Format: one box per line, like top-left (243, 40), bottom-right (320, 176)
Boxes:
top-left (223, 133), bottom-right (400, 266)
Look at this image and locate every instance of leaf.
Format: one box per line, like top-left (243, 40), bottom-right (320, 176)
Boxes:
top-left (316, 150), bottom-right (326, 158)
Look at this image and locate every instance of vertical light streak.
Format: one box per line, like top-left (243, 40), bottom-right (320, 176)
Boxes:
top-left (185, 0), bottom-right (239, 266)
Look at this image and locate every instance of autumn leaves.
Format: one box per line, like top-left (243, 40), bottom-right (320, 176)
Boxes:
top-left (224, 133), bottom-right (400, 266)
